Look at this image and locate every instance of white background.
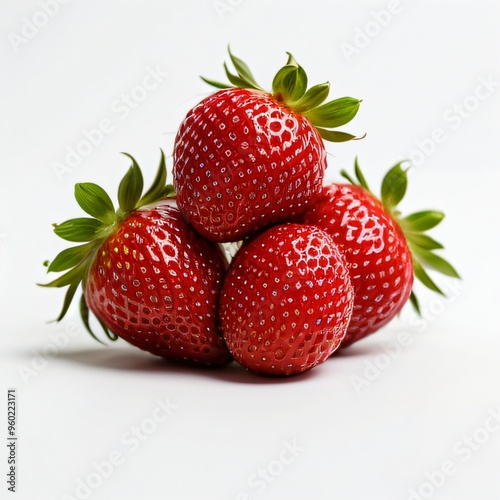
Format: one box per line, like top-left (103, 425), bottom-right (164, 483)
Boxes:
top-left (1, 1), bottom-right (500, 499)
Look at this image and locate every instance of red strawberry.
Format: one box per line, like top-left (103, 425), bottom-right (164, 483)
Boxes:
top-left (41, 152), bottom-right (232, 365)
top-left (173, 47), bottom-right (362, 242)
top-left (299, 159), bottom-right (460, 346)
top-left (219, 223), bottom-right (354, 375)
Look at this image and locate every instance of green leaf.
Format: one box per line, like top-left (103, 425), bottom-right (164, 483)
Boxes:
top-left (293, 82), bottom-right (330, 113)
top-left (200, 76), bottom-right (233, 90)
top-left (200, 46), bottom-right (262, 91)
top-left (290, 62), bottom-right (308, 101)
top-left (161, 185), bottom-right (176, 198)
top-left (53, 218), bottom-right (105, 242)
top-left (340, 169), bottom-right (357, 185)
top-left (47, 242), bottom-right (95, 273)
top-left (74, 183), bottom-right (115, 224)
top-left (406, 232), bottom-right (444, 250)
top-left (228, 45), bottom-right (262, 90)
top-left (381, 163), bottom-right (408, 211)
top-left (40, 264), bottom-right (86, 289)
top-left (140, 150), bottom-right (168, 206)
top-left (80, 294), bottom-right (106, 345)
top-left (339, 158), bottom-right (371, 192)
top-left (224, 62), bottom-right (249, 88)
top-left (101, 320), bottom-right (119, 341)
top-left (413, 248), bottom-right (461, 279)
top-left (409, 290), bottom-right (421, 315)
top-left (413, 258), bottom-right (444, 295)
top-left (272, 53), bottom-right (308, 103)
top-left (303, 97), bottom-right (361, 129)
top-left (316, 128), bottom-right (361, 143)
top-left (354, 157), bottom-right (371, 192)
top-left (118, 154), bottom-right (144, 213)
top-left (54, 281), bottom-right (80, 322)
top-left (272, 63), bottom-right (307, 103)
top-left (400, 211), bottom-right (445, 231)
top-left (80, 295), bottom-right (118, 344)
top-left (271, 65), bottom-right (294, 99)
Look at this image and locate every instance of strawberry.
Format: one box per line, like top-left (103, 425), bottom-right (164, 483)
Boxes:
top-left (41, 152), bottom-right (232, 366)
top-left (219, 223), bottom-right (354, 375)
top-left (299, 159), bottom-right (460, 346)
top-left (173, 47), bottom-right (362, 242)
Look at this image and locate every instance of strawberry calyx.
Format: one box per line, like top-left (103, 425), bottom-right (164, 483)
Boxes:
top-left (340, 158), bottom-right (461, 314)
top-left (40, 150), bottom-right (175, 343)
top-left (201, 46), bottom-right (364, 143)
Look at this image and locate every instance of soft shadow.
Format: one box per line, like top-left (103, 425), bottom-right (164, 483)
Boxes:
top-left (55, 347), bottom-right (319, 385)
top-left (330, 342), bottom-right (384, 359)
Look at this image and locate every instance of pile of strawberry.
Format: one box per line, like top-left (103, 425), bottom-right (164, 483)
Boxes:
top-left (42, 48), bottom-right (459, 376)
